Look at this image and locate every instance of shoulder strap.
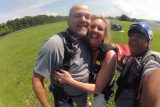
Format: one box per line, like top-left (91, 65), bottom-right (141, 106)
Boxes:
top-left (98, 43), bottom-right (117, 61)
top-left (93, 44), bottom-right (117, 73)
top-left (98, 44), bottom-right (117, 69)
top-left (132, 53), bottom-right (160, 107)
top-left (50, 30), bottom-right (79, 88)
top-left (135, 53), bottom-right (160, 85)
top-left (50, 30), bottom-right (79, 87)
top-left (133, 53), bottom-right (160, 95)
top-left (116, 56), bottom-right (134, 88)
top-left (90, 44), bottom-right (116, 81)
top-left (92, 44), bottom-right (116, 99)
top-left (115, 56), bottom-right (135, 101)
top-left (58, 30), bottom-right (79, 71)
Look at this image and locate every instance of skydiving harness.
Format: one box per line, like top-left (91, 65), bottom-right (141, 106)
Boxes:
top-left (115, 51), bottom-right (160, 107)
top-left (58, 30), bottom-right (79, 71)
top-left (89, 43), bottom-right (117, 101)
top-left (49, 29), bottom-right (80, 102)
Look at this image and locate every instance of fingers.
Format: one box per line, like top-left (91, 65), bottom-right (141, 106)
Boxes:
top-left (53, 69), bottom-right (72, 83)
top-left (53, 71), bottom-right (61, 80)
top-left (53, 74), bottom-right (63, 83)
top-left (58, 78), bottom-right (62, 82)
top-left (58, 69), bottom-right (68, 73)
top-left (56, 70), bottom-right (70, 77)
top-left (56, 71), bottom-right (63, 76)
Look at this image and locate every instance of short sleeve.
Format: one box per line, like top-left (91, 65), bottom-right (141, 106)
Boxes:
top-left (34, 35), bottom-right (64, 77)
top-left (142, 60), bottom-right (160, 77)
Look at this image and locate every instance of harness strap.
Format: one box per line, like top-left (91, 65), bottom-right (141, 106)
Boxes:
top-left (115, 57), bottom-right (134, 101)
top-left (58, 31), bottom-right (79, 71)
top-left (49, 29), bottom-right (79, 99)
top-left (90, 43), bottom-right (117, 101)
top-left (133, 54), bottom-right (160, 107)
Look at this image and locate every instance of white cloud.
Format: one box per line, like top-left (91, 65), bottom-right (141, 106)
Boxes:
top-left (109, 0), bottom-right (160, 20)
top-left (86, 0), bottom-right (160, 20)
top-left (0, 0), bottom-right (160, 23)
top-left (0, 0), bottom-right (58, 23)
top-left (29, 0), bottom-right (56, 9)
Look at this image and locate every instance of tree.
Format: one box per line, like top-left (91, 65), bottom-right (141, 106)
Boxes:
top-left (0, 15), bottom-right (67, 36)
top-left (118, 14), bottom-right (130, 21)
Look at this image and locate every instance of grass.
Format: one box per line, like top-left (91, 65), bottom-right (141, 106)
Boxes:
top-left (0, 21), bottom-right (67, 107)
top-left (0, 20), bottom-right (159, 107)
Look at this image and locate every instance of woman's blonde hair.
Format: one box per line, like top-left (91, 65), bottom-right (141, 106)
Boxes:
top-left (91, 15), bottom-right (111, 44)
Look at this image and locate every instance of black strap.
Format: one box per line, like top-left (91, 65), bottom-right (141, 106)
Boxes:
top-left (91, 43), bottom-right (116, 80)
top-left (132, 54), bottom-right (159, 107)
top-left (58, 31), bottom-right (79, 71)
top-left (133, 54), bottom-right (160, 98)
top-left (115, 57), bottom-right (134, 101)
top-left (98, 43), bottom-right (117, 61)
top-left (90, 43), bottom-right (116, 100)
top-left (50, 30), bottom-right (79, 98)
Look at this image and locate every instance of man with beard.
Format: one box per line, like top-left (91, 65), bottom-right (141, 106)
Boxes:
top-left (32, 4), bottom-right (91, 107)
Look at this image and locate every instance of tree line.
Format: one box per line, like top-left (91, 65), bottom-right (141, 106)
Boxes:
top-left (0, 14), bottom-right (138, 37)
top-left (109, 14), bottom-right (138, 22)
top-left (0, 15), bottom-right (67, 37)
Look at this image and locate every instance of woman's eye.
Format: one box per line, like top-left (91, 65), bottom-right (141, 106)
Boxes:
top-left (90, 25), bottom-right (104, 31)
top-left (98, 27), bottom-right (104, 31)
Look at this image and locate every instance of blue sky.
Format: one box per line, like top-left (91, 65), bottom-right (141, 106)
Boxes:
top-left (0, 0), bottom-right (160, 23)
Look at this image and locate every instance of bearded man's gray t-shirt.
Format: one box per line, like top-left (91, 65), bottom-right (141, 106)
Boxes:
top-left (34, 34), bottom-right (91, 96)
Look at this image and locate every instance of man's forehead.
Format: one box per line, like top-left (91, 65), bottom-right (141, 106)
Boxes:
top-left (71, 4), bottom-right (89, 10)
top-left (70, 5), bottom-right (91, 15)
top-left (129, 33), bottom-right (147, 39)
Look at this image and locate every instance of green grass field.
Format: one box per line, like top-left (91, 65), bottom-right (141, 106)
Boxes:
top-left (0, 21), bottom-right (159, 107)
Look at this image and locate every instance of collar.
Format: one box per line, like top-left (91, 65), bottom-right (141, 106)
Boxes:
top-left (67, 28), bottom-right (88, 42)
top-left (133, 49), bottom-right (150, 58)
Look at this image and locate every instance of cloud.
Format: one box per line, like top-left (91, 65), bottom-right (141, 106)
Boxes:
top-left (29, 0), bottom-right (57, 9)
top-left (85, 0), bottom-right (160, 20)
top-left (110, 0), bottom-right (160, 20)
top-left (0, 0), bottom-right (160, 23)
top-left (0, 0), bottom-right (58, 23)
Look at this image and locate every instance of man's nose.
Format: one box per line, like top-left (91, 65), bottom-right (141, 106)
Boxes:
top-left (80, 15), bottom-right (87, 21)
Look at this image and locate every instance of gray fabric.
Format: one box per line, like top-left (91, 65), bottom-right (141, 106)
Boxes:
top-left (34, 30), bottom-right (91, 96)
top-left (116, 50), bottom-right (160, 107)
top-left (116, 89), bottom-right (134, 107)
top-left (142, 51), bottom-right (160, 77)
top-left (93, 94), bottom-right (106, 107)
top-left (142, 60), bottom-right (160, 77)
top-left (63, 41), bottom-right (91, 96)
top-left (34, 35), bottom-right (64, 77)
